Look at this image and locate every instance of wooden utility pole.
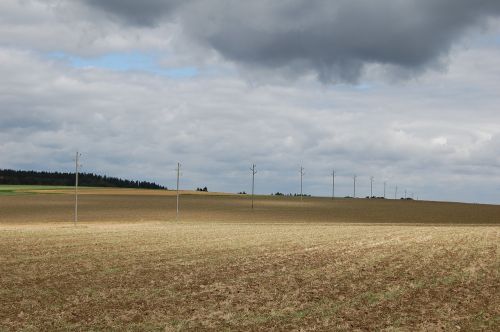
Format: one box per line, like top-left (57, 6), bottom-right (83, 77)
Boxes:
top-left (74, 151), bottom-right (81, 226)
top-left (370, 176), bottom-right (374, 198)
top-left (176, 162), bottom-right (181, 221)
top-left (250, 164), bottom-right (257, 209)
top-left (353, 175), bottom-right (357, 198)
top-left (300, 166), bottom-right (305, 201)
top-left (332, 169), bottom-right (335, 200)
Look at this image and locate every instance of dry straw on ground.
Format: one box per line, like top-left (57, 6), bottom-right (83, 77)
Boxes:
top-left (0, 189), bottom-right (499, 330)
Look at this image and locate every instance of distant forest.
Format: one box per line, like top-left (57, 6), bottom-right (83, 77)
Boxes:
top-left (0, 169), bottom-right (166, 189)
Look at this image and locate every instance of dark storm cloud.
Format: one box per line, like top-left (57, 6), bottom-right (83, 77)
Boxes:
top-left (79, 0), bottom-right (500, 82)
top-left (82, 0), bottom-right (187, 26)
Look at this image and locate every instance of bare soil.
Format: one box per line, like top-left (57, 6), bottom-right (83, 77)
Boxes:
top-left (0, 189), bottom-right (498, 331)
top-left (0, 188), bottom-right (499, 224)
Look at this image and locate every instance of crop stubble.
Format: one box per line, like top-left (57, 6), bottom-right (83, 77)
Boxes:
top-left (1, 222), bottom-right (498, 331)
top-left (0, 189), bottom-right (499, 330)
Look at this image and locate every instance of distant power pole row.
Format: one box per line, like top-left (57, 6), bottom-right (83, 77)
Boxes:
top-left (71, 152), bottom-right (418, 224)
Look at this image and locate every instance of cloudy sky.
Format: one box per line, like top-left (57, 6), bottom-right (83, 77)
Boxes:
top-left (1, 0), bottom-right (500, 203)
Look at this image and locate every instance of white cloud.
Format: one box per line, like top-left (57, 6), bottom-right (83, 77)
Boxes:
top-left (0, 1), bottom-right (499, 203)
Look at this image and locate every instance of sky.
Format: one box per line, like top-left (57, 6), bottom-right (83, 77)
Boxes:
top-left (1, 0), bottom-right (500, 204)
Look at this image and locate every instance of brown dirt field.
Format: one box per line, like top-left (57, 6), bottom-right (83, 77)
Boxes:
top-left (0, 223), bottom-right (498, 331)
top-left (0, 188), bottom-right (499, 224)
top-left (0, 189), bottom-right (499, 330)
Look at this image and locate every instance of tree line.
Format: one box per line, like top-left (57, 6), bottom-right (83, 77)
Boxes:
top-left (0, 169), bottom-right (166, 189)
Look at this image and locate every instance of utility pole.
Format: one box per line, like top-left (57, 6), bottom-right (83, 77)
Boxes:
top-left (383, 181), bottom-right (387, 199)
top-left (74, 151), bottom-right (81, 226)
top-left (404, 189), bottom-right (407, 199)
top-left (370, 176), bottom-right (374, 198)
top-left (332, 169), bottom-right (335, 200)
top-left (353, 175), bottom-right (357, 198)
top-left (394, 185), bottom-right (398, 200)
top-left (176, 162), bottom-right (181, 221)
top-left (250, 164), bottom-right (257, 209)
top-left (300, 166), bottom-right (305, 201)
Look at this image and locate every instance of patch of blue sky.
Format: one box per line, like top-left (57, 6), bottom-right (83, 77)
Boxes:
top-left (163, 67), bottom-right (199, 78)
top-left (46, 51), bottom-right (198, 78)
top-left (335, 82), bottom-right (374, 92)
top-left (464, 29), bottom-right (500, 47)
top-left (353, 83), bottom-right (372, 91)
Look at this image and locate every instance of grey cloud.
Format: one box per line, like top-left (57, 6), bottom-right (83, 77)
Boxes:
top-left (82, 0), bottom-right (187, 26)
top-left (1, 37), bottom-right (500, 202)
top-left (0, 1), bottom-right (177, 57)
top-left (78, 0), bottom-right (500, 82)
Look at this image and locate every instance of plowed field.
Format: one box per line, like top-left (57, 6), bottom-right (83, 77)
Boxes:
top-left (0, 187), bottom-right (498, 330)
